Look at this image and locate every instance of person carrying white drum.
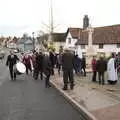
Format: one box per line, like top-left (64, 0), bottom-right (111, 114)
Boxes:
top-left (6, 50), bottom-right (19, 81)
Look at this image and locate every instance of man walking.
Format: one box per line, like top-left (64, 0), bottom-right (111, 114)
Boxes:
top-left (57, 52), bottom-right (63, 74)
top-left (22, 53), bottom-right (32, 75)
top-left (62, 49), bottom-right (74, 90)
top-left (6, 50), bottom-right (19, 81)
top-left (96, 56), bottom-right (107, 85)
top-left (34, 52), bottom-right (43, 80)
top-left (43, 52), bottom-right (52, 88)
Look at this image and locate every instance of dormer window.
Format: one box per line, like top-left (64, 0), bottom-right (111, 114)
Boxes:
top-left (117, 44), bottom-right (120, 48)
top-left (99, 44), bottom-right (103, 49)
top-left (68, 38), bottom-right (71, 44)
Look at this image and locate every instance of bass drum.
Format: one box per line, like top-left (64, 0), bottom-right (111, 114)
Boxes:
top-left (16, 62), bottom-right (26, 74)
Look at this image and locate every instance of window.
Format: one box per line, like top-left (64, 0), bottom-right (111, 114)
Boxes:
top-left (68, 38), bottom-right (71, 44)
top-left (81, 45), bottom-right (85, 49)
top-left (99, 44), bottom-right (103, 49)
top-left (117, 44), bottom-right (120, 48)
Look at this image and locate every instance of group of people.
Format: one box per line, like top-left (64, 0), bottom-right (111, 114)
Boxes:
top-left (91, 53), bottom-right (120, 85)
top-left (6, 49), bottom-right (119, 91)
top-left (6, 49), bottom-right (77, 90)
top-left (6, 50), bottom-right (51, 88)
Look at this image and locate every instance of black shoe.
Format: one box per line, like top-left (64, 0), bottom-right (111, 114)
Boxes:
top-left (48, 84), bottom-right (51, 88)
top-left (45, 84), bottom-right (51, 88)
top-left (70, 84), bottom-right (74, 90)
top-left (62, 87), bottom-right (68, 90)
top-left (34, 77), bottom-right (38, 80)
top-left (13, 78), bottom-right (16, 81)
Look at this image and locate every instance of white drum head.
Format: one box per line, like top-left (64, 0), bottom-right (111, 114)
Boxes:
top-left (16, 62), bottom-right (26, 73)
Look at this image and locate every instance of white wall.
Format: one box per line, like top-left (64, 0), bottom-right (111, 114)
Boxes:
top-left (65, 32), bottom-right (77, 48)
top-left (7, 42), bottom-right (17, 49)
top-left (77, 44), bottom-right (120, 56)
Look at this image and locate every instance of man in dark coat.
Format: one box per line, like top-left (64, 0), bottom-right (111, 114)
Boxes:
top-left (43, 52), bottom-right (52, 88)
top-left (57, 52), bottom-right (63, 74)
top-left (96, 56), bottom-right (107, 85)
top-left (62, 49), bottom-right (74, 90)
top-left (49, 51), bottom-right (55, 75)
top-left (6, 50), bottom-right (19, 80)
top-left (34, 52), bottom-right (43, 80)
top-left (74, 54), bottom-right (82, 74)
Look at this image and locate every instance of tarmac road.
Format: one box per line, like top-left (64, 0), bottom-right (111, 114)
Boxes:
top-left (0, 53), bottom-right (85, 120)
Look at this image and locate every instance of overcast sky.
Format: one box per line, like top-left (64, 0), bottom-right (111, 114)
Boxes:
top-left (0, 0), bottom-right (120, 37)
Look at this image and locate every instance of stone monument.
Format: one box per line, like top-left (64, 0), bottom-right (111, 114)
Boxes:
top-left (86, 25), bottom-right (96, 69)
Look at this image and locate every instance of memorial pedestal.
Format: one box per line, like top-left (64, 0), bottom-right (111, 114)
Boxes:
top-left (86, 46), bottom-right (97, 71)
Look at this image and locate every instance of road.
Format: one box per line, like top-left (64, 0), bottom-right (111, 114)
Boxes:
top-left (0, 50), bottom-right (84, 120)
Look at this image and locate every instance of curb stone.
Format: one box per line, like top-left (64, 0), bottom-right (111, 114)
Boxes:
top-left (50, 81), bottom-right (98, 120)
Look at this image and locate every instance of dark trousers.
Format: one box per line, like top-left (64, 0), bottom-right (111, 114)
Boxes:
top-left (45, 74), bottom-right (50, 87)
top-left (74, 67), bottom-right (78, 74)
top-left (51, 68), bottom-right (54, 75)
top-left (63, 69), bottom-right (74, 88)
top-left (92, 71), bottom-right (96, 82)
top-left (98, 72), bottom-right (104, 85)
top-left (25, 64), bottom-right (32, 75)
top-left (9, 66), bottom-right (16, 80)
top-left (34, 68), bottom-right (43, 80)
top-left (82, 67), bottom-right (86, 76)
top-left (58, 64), bottom-right (61, 74)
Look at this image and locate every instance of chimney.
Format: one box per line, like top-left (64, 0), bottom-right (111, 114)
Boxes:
top-left (83, 15), bottom-right (89, 29)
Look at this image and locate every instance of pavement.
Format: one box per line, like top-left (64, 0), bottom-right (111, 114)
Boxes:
top-left (51, 70), bottom-right (120, 120)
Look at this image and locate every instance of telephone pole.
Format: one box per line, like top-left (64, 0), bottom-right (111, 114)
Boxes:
top-left (48, 0), bottom-right (54, 42)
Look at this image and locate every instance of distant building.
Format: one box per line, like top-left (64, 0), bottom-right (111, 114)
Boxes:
top-left (7, 37), bottom-right (18, 49)
top-left (52, 33), bottom-right (66, 52)
top-left (18, 36), bottom-right (33, 52)
top-left (36, 33), bottom-right (66, 53)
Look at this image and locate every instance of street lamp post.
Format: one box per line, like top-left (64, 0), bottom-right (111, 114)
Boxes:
top-left (32, 32), bottom-right (35, 50)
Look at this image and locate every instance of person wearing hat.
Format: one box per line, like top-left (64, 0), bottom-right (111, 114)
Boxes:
top-left (6, 50), bottom-right (19, 81)
top-left (62, 49), bottom-right (74, 90)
